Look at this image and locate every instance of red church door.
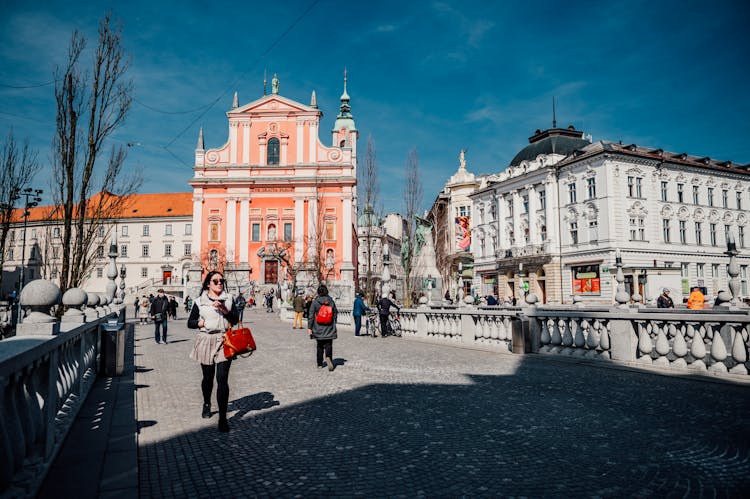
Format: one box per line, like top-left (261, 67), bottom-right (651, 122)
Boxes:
top-left (264, 261), bottom-right (278, 284)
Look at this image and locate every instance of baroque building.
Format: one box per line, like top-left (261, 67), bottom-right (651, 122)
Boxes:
top-left (188, 74), bottom-right (358, 302)
top-left (470, 125), bottom-right (750, 304)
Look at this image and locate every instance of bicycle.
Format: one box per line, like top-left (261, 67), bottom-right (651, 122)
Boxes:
top-left (387, 311), bottom-right (402, 337)
top-left (365, 310), bottom-right (380, 337)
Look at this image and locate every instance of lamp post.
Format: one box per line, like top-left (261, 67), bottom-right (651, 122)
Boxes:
top-left (17, 188), bottom-right (43, 323)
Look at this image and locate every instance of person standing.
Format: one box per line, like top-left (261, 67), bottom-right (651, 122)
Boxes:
top-left (134, 297), bottom-right (140, 318)
top-left (352, 291), bottom-right (370, 336)
top-left (169, 296), bottom-right (179, 319)
top-left (139, 295), bottom-right (150, 325)
top-left (150, 289), bottom-right (170, 344)
top-left (657, 288), bottom-right (674, 308)
top-left (308, 285), bottom-right (338, 371)
top-left (265, 289), bottom-right (274, 313)
top-left (292, 292), bottom-right (305, 329)
top-left (687, 287), bottom-right (705, 310)
top-left (377, 293), bottom-right (399, 337)
top-left (187, 271), bottom-right (239, 433)
top-left (234, 292), bottom-right (247, 322)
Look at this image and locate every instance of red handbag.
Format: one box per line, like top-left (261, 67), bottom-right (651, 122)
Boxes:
top-left (223, 323), bottom-right (256, 358)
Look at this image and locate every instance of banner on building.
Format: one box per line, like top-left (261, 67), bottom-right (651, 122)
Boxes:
top-left (455, 215), bottom-right (471, 251)
top-left (572, 264), bottom-right (601, 294)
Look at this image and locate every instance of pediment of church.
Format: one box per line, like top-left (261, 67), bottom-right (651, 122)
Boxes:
top-left (231, 94), bottom-right (318, 116)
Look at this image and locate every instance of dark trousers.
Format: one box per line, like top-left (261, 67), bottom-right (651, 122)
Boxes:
top-left (238, 308), bottom-right (245, 321)
top-left (154, 318), bottom-right (168, 342)
top-left (201, 360), bottom-right (232, 418)
top-left (379, 314), bottom-right (390, 337)
top-left (354, 315), bottom-right (362, 335)
top-left (316, 339), bottom-right (333, 366)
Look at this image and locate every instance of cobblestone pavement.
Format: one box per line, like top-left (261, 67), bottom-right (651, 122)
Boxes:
top-left (135, 308), bottom-right (750, 498)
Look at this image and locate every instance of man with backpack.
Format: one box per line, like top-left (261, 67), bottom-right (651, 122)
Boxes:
top-left (234, 292), bottom-right (247, 321)
top-left (308, 284), bottom-right (338, 371)
top-left (377, 293), bottom-right (399, 337)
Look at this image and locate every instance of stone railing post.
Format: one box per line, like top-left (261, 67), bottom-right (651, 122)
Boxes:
top-left (527, 314), bottom-right (541, 353)
top-left (415, 297), bottom-right (429, 339)
top-left (16, 279), bottom-right (61, 336)
top-left (460, 297), bottom-right (476, 345)
top-left (608, 317), bottom-right (637, 361)
top-left (60, 288), bottom-right (88, 332)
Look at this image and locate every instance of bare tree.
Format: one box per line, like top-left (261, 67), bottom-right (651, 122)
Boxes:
top-left (52, 14), bottom-right (140, 292)
top-left (357, 135), bottom-right (380, 303)
top-left (401, 148), bottom-right (423, 307)
top-left (0, 130), bottom-right (41, 292)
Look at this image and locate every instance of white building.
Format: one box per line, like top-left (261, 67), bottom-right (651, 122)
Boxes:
top-left (470, 126), bottom-right (750, 304)
top-left (2, 192), bottom-right (194, 299)
top-left (356, 206), bottom-right (405, 300)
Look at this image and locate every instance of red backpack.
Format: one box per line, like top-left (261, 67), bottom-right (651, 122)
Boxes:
top-left (316, 302), bottom-right (334, 325)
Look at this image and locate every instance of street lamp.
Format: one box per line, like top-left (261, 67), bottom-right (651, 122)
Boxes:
top-left (18, 188), bottom-right (43, 323)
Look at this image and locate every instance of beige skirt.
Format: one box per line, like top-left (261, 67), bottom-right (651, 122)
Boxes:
top-left (190, 331), bottom-right (228, 364)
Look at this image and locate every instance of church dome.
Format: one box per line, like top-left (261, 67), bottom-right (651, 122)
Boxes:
top-left (509, 126), bottom-right (590, 166)
top-left (357, 204), bottom-right (380, 227)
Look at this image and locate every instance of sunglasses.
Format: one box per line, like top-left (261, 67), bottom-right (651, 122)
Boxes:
top-left (211, 278), bottom-right (226, 285)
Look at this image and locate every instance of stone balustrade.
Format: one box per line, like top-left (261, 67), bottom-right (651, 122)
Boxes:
top-left (0, 278), bottom-right (126, 495)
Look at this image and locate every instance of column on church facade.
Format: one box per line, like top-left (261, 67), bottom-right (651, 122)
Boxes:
top-left (527, 185), bottom-right (538, 245)
top-left (342, 196), bottom-right (353, 271)
top-left (309, 122), bottom-right (317, 163)
top-left (296, 119), bottom-right (304, 164)
top-left (294, 197), bottom-right (305, 261)
top-left (230, 122), bottom-right (239, 164)
top-left (239, 199), bottom-right (249, 263)
top-left (226, 198), bottom-right (237, 261)
top-left (511, 190), bottom-right (522, 248)
top-left (280, 137), bottom-right (288, 166)
top-left (259, 137), bottom-right (266, 166)
top-left (242, 120), bottom-right (251, 164)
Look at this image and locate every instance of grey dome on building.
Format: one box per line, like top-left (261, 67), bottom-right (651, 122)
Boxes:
top-left (509, 125), bottom-right (590, 166)
top-left (357, 204), bottom-right (380, 227)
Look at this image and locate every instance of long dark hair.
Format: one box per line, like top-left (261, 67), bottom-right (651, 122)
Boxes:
top-left (201, 270), bottom-right (224, 292)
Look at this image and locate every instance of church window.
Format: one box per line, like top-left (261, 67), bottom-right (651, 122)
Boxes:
top-left (209, 223), bottom-right (220, 242)
top-left (267, 138), bottom-right (280, 165)
top-left (284, 223), bottom-right (293, 241)
top-left (251, 223), bottom-right (260, 241)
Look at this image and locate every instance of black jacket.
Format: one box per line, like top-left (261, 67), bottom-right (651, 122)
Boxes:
top-left (378, 297), bottom-right (399, 316)
top-left (150, 295), bottom-right (170, 317)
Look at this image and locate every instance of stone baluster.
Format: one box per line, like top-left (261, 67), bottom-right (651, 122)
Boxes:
top-left (708, 323), bottom-right (728, 373)
top-left (671, 327), bottom-right (689, 368)
top-left (724, 232), bottom-right (745, 308)
top-left (60, 288), bottom-right (88, 332)
top-left (729, 326), bottom-right (748, 374)
top-left (614, 249), bottom-right (630, 308)
top-left (599, 321), bottom-right (611, 359)
top-left (85, 292), bottom-right (100, 320)
top-left (16, 280), bottom-right (62, 336)
top-left (689, 327), bottom-right (707, 371)
top-left (654, 324), bottom-right (670, 366)
top-left (637, 322), bottom-right (653, 364)
top-left (539, 318), bottom-right (552, 352)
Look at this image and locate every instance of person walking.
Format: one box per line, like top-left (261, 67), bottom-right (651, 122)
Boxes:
top-left (138, 295), bottom-right (150, 325)
top-left (292, 292), bottom-right (305, 329)
top-left (265, 289), bottom-right (274, 313)
top-left (184, 295), bottom-right (192, 313)
top-left (234, 292), bottom-right (247, 322)
top-left (134, 297), bottom-right (140, 319)
top-left (150, 289), bottom-right (170, 344)
top-left (169, 296), bottom-right (179, 320)
top-left (187, 271), bottom-right (239, 433)
top-left (308, 284), bottom-right (338, 371)
top-left (687, 287), bottom-right (705, 310)
top-left (377, 293), bottom-right (399, 337)
top-left (352, 291), bottom-right (370, 336)
top-left (657, 288), bottom-right (674, 308)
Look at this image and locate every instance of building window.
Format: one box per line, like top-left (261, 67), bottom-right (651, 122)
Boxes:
top-left (741, 265), bottom-right (748, 295)
top-left (184, 243), bottom-right (192, 256)
top-left (540, 225), bottom-right (547, 241)
top-left (31, 228), bottom-right (37, 239)
top-left (697, 263), bottom-right (704, 278)
top-left (52, 246), bottom-right (59, 259)
top-left (695, 222), bottom-right (703, 245)
top-left (679, 220), bottom-right (686, 244)
top-left (185, 223), bottom-right (192, 235)
top-left (267, 223), bottom-right (277, 241)
top-left (165, 224), bottom-right (172, 236)
top-left (141, 267), bottom-right (148, 278)
top-left (458, 205), bottom-right (469, 217)
top-left (707, 187), bottom-right (714, 207)
top-left (724, 225), bottom-right (732, 245)
top-left (693, 185), bottom-right (699, 205)
top-left (284, 223), bottom-right (292, 241)
top-left (589, 220), bottom-right (598, 241)
top-left (661, 181), bottom-right (668, 202)
top-left (96, 245), bottom-right (104, 258)
top-left (325, 221), bottom-right (336, 241)
top-left (120, 266), bottom-right (127, 278)
top-left (722, 189), bottom-right (728, 208)
top-left (53, 227), bottom-right (60, 238)
top-left (736, 192), bottom-right (743, 211)
top-left (251, 223), bottom-right (260, 241)
top-left (629, 176), bottom-right (642, 197)
top-left (710, 223), bottom-right (717, 246)
top-left (120, 245), bottom-right (128, 258)
top-left (507, 198), bottom-right (513, 217)
top-left (96, 268), bottom-right (103, 278)
top-left (711, 263), bottom-right (720, 278)
top-left (568, 183), bottom-right (576, 204)
top-left (587, 177), bottom-right (596, 199)
top-left (740, 226), bottom-right (745, 248)
top-left (165, 243), bottom-right (172, 257)
top-left (142, 244), bottom-right (150, 257)
top-left (630, 218), bottom-right (645, 241)
top-left (539, 189), bottom-right (546, 210)
top-left (122, 225), bottom-right (128, 237)
top-left (680, 262), bottom-right (689, 278)
top-left (677, 183), bottom-right (684, 203)
top-left (571, 264), bottom-right (600, 294)
top-left (662, 219), bottom-right (671, 243)
top-left (522, 196), bottom-right (529, 214)
top-left (143, 225), bottom-right (150, 236)
top-left (97, 226), bottom-right (105, 238)
top-left (267, 138), bottom-right (280, 165)
top-left (569, 222), bottom-right (578, 245)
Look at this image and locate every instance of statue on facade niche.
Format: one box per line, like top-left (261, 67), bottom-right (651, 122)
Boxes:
top-left (272, 73), bottom-right (279, 94)
top-left (459, 149), bottom-right (466, 169)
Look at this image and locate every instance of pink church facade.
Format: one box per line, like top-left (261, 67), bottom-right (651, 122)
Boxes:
top-left (188, 75), bottom-right (358, 299)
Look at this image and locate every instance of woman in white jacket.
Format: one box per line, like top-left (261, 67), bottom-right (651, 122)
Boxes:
top-left (187, 271), bottom-right (239, 433)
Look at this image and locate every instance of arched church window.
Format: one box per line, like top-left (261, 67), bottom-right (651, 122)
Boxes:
top-left (267, 138), bottom-right (280, 165)
top-left (267, 223), bottom-right (277, 241)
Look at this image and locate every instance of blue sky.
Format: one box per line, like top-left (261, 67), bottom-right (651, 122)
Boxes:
top-left (1, 0), bottom-right (749, 214)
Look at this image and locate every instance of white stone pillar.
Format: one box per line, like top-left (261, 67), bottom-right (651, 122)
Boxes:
top-left (281, 136), bottom-right (288, 166)
top-left (239, 199), bottom-right (249, 263)
top-left (242, 120), bottom-right (251, 164)
top-left (295, 197), bottom-right (305, 261)
top-left (192, 196), bottom-right (203, 258)
top-left (512, 190), bottom-right (521, 247)
top-left (308, 196), bottom-right (318, 249)
top-left (230, 121), bottom-right (239, 164)
top-left (545, 175), bottom-right (557, 249)
top-left (528, 185), bottom-right (538, 245)
top-left (309, 122), bottom-right (318, 163)
top-left (342, 196), bottom-right (353, 265)
top-left (296, 120), bottom-right (304, 163)
top-left (497, 194), bottom-right (507, 250)
top-left (226, 198), bottom-right (237, 263)
top-left (259, 138), bottom-right (266, 167)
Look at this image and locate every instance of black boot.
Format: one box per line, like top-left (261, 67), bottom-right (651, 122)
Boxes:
top-left (218, 416), bottom-right (230, 433)
top-left (202, 403), bottom-right (211, 419)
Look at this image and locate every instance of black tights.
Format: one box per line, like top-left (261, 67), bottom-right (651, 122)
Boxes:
top-left (316, 339), bottom-right (333, 366)
top-left (201, 360), bottom-right (232, 418)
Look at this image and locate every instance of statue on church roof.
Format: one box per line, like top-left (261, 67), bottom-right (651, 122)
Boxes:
top-left (271, 73), bottom-right (279, 94)
top-left (459, 149), bottom-right (466, 170)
